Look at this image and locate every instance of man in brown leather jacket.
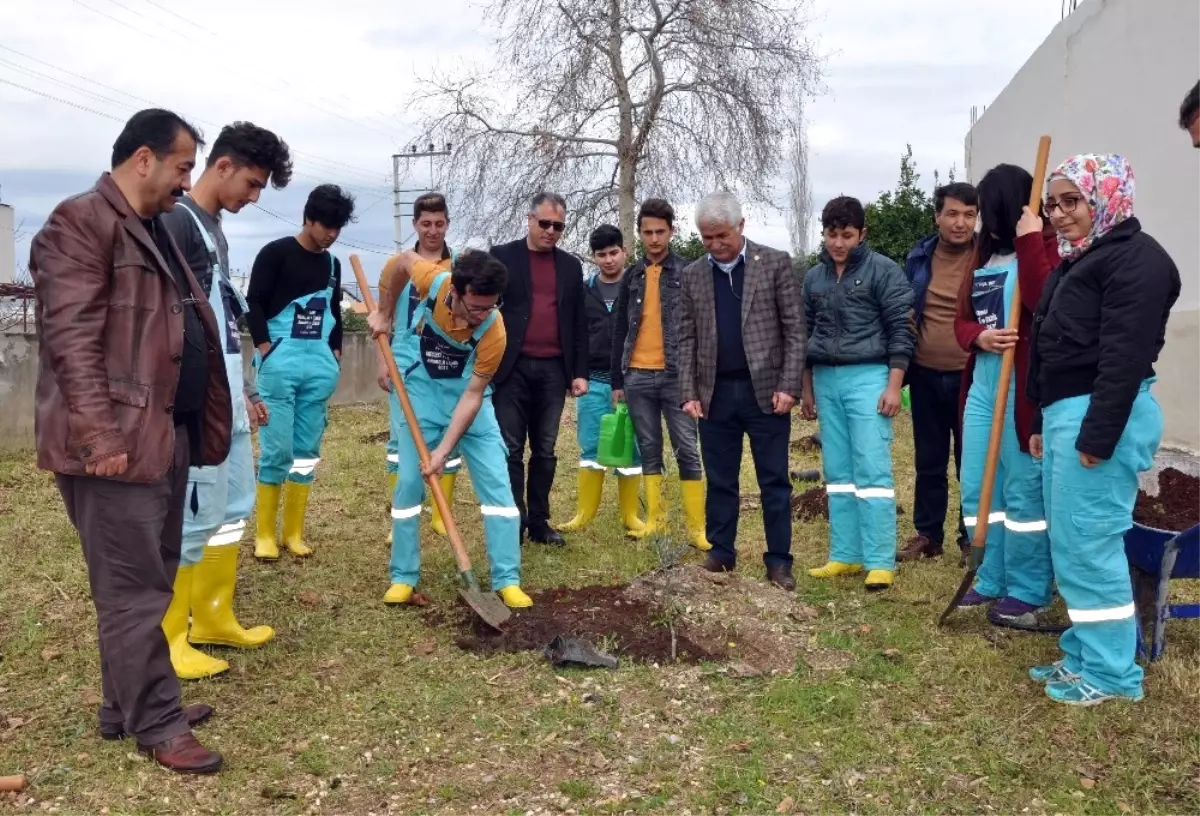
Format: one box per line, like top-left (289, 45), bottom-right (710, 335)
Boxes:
top-left (29, 108), bottom-right (233, 774)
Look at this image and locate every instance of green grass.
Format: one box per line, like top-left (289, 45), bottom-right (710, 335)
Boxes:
top-left (0, 403), bottom-right (1197, 815)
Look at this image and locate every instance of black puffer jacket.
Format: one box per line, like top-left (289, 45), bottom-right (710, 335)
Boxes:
top-left (583, 274), bottom-right (617, 380)
top-left (1029, 218), bottom-right (1180, 459)
top-left (802, 243), bottom-right (915, 370)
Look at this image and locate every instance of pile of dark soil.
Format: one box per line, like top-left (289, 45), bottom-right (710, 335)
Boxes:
top-left (789, 434), bottom-right (821, 453)
top-left (360, 429), bottom-right (389, 444)
top-left (1134, 468), bottom-right (1199, 531)
top-left (790, 486), bottom-right (904, 522)
top-left (450, 585), bottom-right (722, 664)
top-left (438, 566), bottom-right (850, 674)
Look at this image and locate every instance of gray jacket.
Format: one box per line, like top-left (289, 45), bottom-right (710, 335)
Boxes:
top-left (802, 243), bottom-right (915, 370)
top-left (610, 252), bottom-right (685, 389)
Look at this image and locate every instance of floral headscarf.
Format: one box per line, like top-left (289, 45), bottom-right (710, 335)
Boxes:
top-left (1046, 153), bottom-right (1136, 261)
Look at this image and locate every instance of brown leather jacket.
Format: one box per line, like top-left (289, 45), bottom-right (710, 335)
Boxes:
top-left (29, 173), bottom-right (232, 483)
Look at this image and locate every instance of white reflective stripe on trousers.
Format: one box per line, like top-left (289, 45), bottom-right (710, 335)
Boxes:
top-left (825, 484), bottom-right (857, 494)
top-left (579, 460), bottom-right (607, 471)
top-left (391, 505), bottom-right (422, 520)
top-left (1004, 518), bottom-right (1048, 532)
top-left (964, 512), bottom-right (1007, 526)
top-left (445, 458), bottom-right (463, 470)
top-left (1067, 603), bottom-right (1136, 623)
top-left (386, 453), bottom-right (399, 464)
top-left (480, 505), bottom-right (521, 517)
top-left (208, 520), bottom-right (247, 547)
top-left (290, 457), bottom-right (320, 476)
top-left (856, 487), bottom-right (895, 499)
top-left (616, 466), bottom-right (643, 477)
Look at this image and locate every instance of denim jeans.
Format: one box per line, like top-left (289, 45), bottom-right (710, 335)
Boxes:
top-left (623, 368), bottom-right (702, 479)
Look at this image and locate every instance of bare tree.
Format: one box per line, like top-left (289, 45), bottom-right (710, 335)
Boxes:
top-left (785, 91), bottom-right (812, 261)
top-left (413, 0), bottom-right (820, 250)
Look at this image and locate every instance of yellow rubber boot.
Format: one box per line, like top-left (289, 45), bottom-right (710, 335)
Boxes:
top-left (628, 474), bottom-right (664, 538)
top-left (808, 561), bottom-right (864, 579)
top-left (680, 480), bottom-right (713, 551)
top-left (163, 566), bottom-right (229, 681)
top-left (616, 475), bottom-right (647, 535)
top-left (557, 469), bottom-right (605, 532)
top-left (280, 481), bottom-right (314, 557)
top-left (865, 569), bottom-right (895, 591)
top-left (383, 583), bottom-right (414, 605)
top-left (254, 483), bottom-right (282, 561)
top-left (386, 473), bottom-right (397, 545)
top-left (188, 544), bottom-right (275, 648)
top-left (429, 472), bottom-right (458, 537)
top-left (498, 585), bottom-right (533, 608)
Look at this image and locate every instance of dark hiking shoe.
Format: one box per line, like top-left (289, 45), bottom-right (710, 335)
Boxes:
top-left (101, 704), bottom-right (213, 741)
top-left (137, 732), bottom-right (222, 774)
top-left (766, 564), bottom-right (795, 591)
top-left (897, 535), bottom-right (943, 562)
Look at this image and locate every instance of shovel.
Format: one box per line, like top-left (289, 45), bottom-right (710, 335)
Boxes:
top-left (350, 255), bottom-right (512, 631)
top-left (940, 135), bottom-right (1051, 626)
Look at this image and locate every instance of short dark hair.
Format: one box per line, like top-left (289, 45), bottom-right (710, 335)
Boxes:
top-left (451, 250), bottom-right (509, 297)
top-left (303, 184), bottom-right (356, 229)
top-left (1180, 81), bottom-right (1199, 129)
top-left (589, 224), bottom-right (624, 253)
top-left (412, 192), bottom-right (449, 221)
top-left (821, 196), bottom-right (865, 231)
top-left (530, 191), bottom-right (566, 212)
top-left (111, 108), bottom-right (204, 169)
top-left (935, 182), bottom-right (979, 214)
top-left (976, 163), bottom-right (1033, 258)
top-left (206, 121), bottom-right (292, 189)
top-left (637, 198), bottom-right (675, 229)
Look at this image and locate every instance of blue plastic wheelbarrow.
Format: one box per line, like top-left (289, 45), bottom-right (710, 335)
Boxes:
top-left (1125, 522), bottom-right (1200, 662)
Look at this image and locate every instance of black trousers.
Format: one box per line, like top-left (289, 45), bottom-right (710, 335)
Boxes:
top-left (908, 363), bottom-right (968, 546)
top-left (55, 423), bottom-right (191, 745)
top-left (698, 376), bottom-right (793, 569)
top-left (493, 355), bottom-right (568, 530)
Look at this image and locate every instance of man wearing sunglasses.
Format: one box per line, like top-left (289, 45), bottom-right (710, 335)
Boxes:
top-left (489, 192), bottom-right (590, 547)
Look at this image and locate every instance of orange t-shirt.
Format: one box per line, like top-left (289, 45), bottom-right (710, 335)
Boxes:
top-left (629, 263), bottom-right (666, 370)
top-left (409, 259), bottom-right (507, 378)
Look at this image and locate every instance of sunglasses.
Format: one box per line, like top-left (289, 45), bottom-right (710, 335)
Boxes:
top-left (535, 218), bottom-right (566, 232)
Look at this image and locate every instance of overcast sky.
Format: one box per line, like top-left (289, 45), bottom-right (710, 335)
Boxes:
top-left (0, 0), bottom-right (1067, 282)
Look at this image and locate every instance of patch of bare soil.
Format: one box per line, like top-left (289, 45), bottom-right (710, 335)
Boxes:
top-left (1135, 468), bottom-right (1199, 531)
top-left (443, 566), bottom-right (850, 675)
top-left (789, 434), bottom-right (821, 453)
top-left (790, 486), bottom-right (905, 522)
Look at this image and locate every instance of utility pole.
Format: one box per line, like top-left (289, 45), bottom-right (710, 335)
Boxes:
top-left (392, 141), bottom-right (452, 252)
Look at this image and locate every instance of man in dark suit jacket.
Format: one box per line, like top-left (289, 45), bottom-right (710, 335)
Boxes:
top-left (678, 191), bottom-right (807, 590)
top-left (489, 192), bottom-right (589, 546)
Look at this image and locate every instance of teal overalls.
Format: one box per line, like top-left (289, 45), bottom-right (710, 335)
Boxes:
top-left (961, 255), bottom-right (1052, 606)
top-left (179, 204), bottom-right (255, 565)
top-left (254, 256), bottom-right (340, 486)
top-left (386, 277), bottom-right (461, 479)
top-left (388, 271), bottom-right (520, 590)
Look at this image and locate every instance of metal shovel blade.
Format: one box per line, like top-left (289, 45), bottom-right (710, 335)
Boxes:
top-left (938, 567), bottom-right (978, 626)
top-left (458, 572), bottom-right (511, 631)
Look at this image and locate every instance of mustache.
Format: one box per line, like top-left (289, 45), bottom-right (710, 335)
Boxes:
top-left (170, 188), bottom-right (185, 198)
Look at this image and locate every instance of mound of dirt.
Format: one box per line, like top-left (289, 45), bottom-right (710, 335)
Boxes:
top-left (789, 434), bottom-right (821, 453)
top-left (1134, 468), bottom-right (1199, 531)
top-left (360, 429), bottom-right (390, 444)
top-left (791, 486), bottom-right (828, 521)
top-left (444, 566), bottom-right (849, 675)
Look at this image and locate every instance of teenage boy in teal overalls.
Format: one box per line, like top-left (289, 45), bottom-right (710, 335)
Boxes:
top-left (246, 184), bottom-right (355, 559)
top-left (160, 122), bottom-right (291, 679)
top-left (367, 250), bottom-right (530, 608)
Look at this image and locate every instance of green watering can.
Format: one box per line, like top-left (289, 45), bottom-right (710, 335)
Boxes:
top-left (597, 403), bottom-right (636, 468)
top-left (901, 385), bottom-right (911, 412)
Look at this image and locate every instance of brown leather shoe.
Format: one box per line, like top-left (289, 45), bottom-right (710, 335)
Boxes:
top-left (766, 564), bottom-right (795, 592)
top-left (897, 534), bottom-right (944, 562)
top-left (701, 555), bottom-right (734, 573)
top-left (137, 732), bottom-right (223, 774)
top-left (101, 704), bottom-right (214, 741)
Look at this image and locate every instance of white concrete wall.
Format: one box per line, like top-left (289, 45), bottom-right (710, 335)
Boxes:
top-left (965, 0), bottom-right (1200, 452)
top-left (0, 204), bottom-right (14, 285)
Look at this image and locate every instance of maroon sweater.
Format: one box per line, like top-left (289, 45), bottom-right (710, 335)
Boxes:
top-left (955, 227), bottom-right (1060, 452)
top-left (522, 250), bottom-right (562, 357)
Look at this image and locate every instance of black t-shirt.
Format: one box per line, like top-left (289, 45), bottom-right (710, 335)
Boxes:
top-left (146, 216), bottom-right (208, 420)
top-left (246, 237), bottom-right (343, 351)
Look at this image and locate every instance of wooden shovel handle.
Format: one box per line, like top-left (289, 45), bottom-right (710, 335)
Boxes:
top-left (349, 255), bottom-right (475, 576)
top-left (969, 135), bottom-right (1051, 552)
top-left (0, 775), bottom-right (27, 793)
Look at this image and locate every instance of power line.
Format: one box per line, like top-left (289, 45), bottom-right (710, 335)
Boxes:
top-left (249, 203), bottom-right (394, 255)
top-left (0, 76), bottom-right (123, 122)
top-left (0, 44), bottom-right (392, 183)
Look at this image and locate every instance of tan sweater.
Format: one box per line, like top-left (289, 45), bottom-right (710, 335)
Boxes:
top-left (915, 240), bottom-right (972, 371)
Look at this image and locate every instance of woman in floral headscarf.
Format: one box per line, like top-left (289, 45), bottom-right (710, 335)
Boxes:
top-left (1026, 154), bottom-right (1182, 706)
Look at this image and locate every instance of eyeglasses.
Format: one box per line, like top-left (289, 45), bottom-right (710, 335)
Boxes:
top-left (535, 218), bottom-right (566, 232)
top-left (462, 302), bottom-right (497, 317)
top-left (1045, 194), bottom-right (1085, 215)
